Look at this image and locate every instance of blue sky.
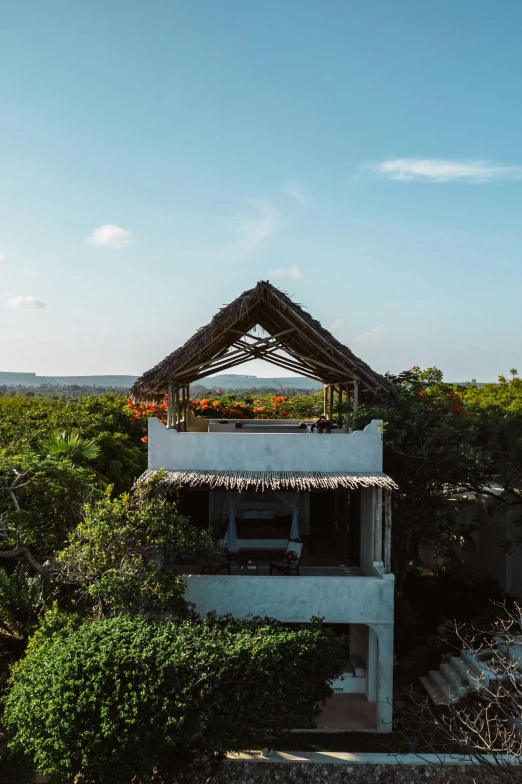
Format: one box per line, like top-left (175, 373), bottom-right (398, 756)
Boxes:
top-left (1, 0), bottom-right (522, 381)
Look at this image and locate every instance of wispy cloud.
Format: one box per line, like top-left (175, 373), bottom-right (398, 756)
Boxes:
top-left (7, 295), bottom-right (47, 310)
top-left (216, 200), bottom-right (280, 262)
top-left (0, 254), bottom-right (6, 269)
top-left (281, 179), bottom-right (311, 205)
top-left (266, 264), bottom-right (303, 280)
top-left (355, 325), bottom-right (387, 347)
top-left (328, 318), bottom-right (344, 333)
top-left (86, 224), bottom-right (133, 248)
top-left (365, 158), bottom-right (522, 183)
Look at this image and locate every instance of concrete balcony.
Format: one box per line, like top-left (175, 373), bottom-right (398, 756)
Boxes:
top-left (182, 570), bottom-right (394, 625)
top-left (148, 417), bottom-right (383, 473)
top-left (183, 569), bottom-right (395, 733)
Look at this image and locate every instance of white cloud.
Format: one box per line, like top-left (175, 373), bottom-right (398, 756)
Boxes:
top-left (217, 200), bottom-right (280, 262)
top-left (355, 325), bottom-right (387, 347)
top-left (328, 318), bottom-right (344, 333)
top-left (86, 224), bottom-right (133, 248)
top-left (0, 254), bottom-right (6, 269)
top-left (7, 295), bottom-right (47, 310)
top-left (365, 158), bottom-right (522, 183)
top-left (281, 180), bottom-right (310, 205)
top-left (21, 269), bottom-right (39, 278)
top-left (266, 264), bottom-right (303, 280)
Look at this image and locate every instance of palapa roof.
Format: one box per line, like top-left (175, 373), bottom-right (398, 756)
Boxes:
top-left (137, 469), bottom-right (398, 493)
top-left (131, 281), bottom-right (396, 402)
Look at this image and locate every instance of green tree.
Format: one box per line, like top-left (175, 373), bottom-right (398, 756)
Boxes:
top-left (52, 488), bottom-right (222, 618)
top-left (0, 452), bottom-right (99, 563)
top-left (0, 394), bottom-right (147, 492)
top-left (4, 614), bottom-right (345, 783)
top-left (460, 374), bottom-right (522, 546)
top-left (357, 367), bottom-right (484, 593)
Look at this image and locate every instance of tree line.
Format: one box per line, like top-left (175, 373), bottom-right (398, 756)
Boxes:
top-left (1, 369), bottom-right (522, 781)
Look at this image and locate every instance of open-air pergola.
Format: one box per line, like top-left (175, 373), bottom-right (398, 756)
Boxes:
top-left (131, 280), bottom-right (396, 430)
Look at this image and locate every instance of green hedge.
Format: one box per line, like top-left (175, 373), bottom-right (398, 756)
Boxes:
top-left (4, 614), bottom-right (345, 783)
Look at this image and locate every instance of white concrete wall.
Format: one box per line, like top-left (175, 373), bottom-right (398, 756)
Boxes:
top-left (148, 418), bottom-right (384, 472)
top-left (183, 573), bottom-right (394, 624)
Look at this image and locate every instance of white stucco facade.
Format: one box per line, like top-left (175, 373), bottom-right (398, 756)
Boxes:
top-left (147, 415), bottom-right (394, 732)
top-left (148, 417), bottom-right (384, 473)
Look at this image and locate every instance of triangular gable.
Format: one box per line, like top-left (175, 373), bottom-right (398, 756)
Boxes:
top-left (131, 281), bottom-right (394, 401)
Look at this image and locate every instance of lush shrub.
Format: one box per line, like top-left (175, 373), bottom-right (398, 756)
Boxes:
top-left (4, 614), bottom-right (345, 783)
top-left (53, 489), bottom-right (224, 618)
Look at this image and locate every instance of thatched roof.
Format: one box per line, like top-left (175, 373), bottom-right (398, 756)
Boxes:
top-left (136, 469), bottom-right (398, 493)
top-left (131, 281), bottom-right (396, 401)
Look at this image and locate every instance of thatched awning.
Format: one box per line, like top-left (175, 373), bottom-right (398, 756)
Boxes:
top-left (131, 281), bottom-right (397, 402)
top-left (137, 469), bottom-right (398, 493)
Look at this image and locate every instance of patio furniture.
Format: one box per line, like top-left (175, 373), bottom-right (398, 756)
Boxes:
top-left (270, 539), bottom-right (303, 576)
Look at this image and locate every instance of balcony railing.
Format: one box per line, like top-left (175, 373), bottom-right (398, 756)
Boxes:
top-left (182, 571), bottom-right (394, 624)
top-left (148, 417), bottom-right (384, 473)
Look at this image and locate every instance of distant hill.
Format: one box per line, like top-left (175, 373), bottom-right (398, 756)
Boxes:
top-left (0, 371), bottom-right (489, 393)
top-left (0, 371), bottom-right (322, 392)
top-left (193, 374), bottom-right (322, 391)
top-left (0, 372), bottom-right (138, 388)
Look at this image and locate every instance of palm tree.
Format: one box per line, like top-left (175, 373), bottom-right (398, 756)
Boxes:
top-left (510, 368), bottom-right (518, 379)
top-left (46, 430), bottom-right (99, 465)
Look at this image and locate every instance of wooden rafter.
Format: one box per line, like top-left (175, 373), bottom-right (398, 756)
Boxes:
top-left (131, 281), bottom-right (397, 401)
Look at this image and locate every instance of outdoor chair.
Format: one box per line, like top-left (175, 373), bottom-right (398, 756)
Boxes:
top-left (270, 539), bottom-right (303, 576)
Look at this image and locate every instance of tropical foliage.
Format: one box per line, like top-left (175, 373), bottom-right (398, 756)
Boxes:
top-left (3, 614), bottom-right (345, 783)
top-left (357, 367), bottom-right (522, 591)
top-left (46, 430), bottom-right (99, 464)
top-left (0, 453), bottom-right (99, 558)
top-left (0, 393), bottom-right (147, 492)
top-left (0, 566), bottom-right (47, 646)
top-left (2, 372), bottom-right (522, 777)
top-left (52, 488), bottom-right (223, 618)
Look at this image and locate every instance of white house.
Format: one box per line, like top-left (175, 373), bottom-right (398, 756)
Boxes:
top-left (132, 281), bottom-right (398, 733)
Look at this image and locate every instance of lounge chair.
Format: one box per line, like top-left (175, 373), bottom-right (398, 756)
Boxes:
top-left (270, 539), bottom-right (303, 576)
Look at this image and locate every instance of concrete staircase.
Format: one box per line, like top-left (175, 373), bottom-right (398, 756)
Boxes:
top-left (421, 638), bottom-right (522, 705)
top-left (420, 651), bottom-right (493, 705)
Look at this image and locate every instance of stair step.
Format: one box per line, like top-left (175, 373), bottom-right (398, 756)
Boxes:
top-left (449, 657), bottom-right (482, 690)
top-left (419, 676), bottom-right (449, 706)
top-left (460, 651), bottom-right (491, 682)
top-left (440, 662), bottom-right (468, 697)
top-left (349, 654), bottom-right (365, 677)
top-left (428, 670), bottom-right (459, 702)
top-left (493, 637), bottom-right (522, 671)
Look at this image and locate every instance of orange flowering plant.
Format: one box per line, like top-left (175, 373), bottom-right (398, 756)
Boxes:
top-left (127, 392), bottom-right (323, 423)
